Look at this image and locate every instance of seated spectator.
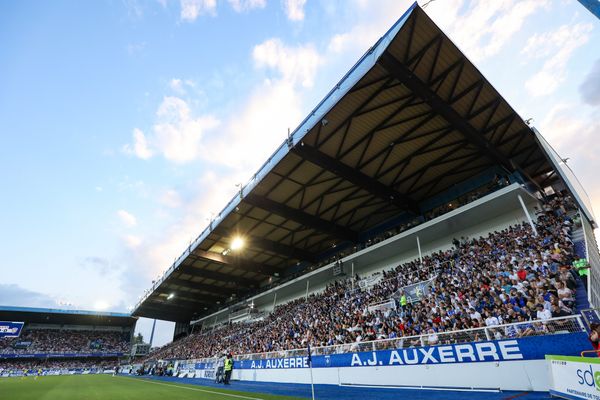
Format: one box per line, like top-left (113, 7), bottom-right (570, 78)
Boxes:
top-left (555, 282), bottom-right (575, 309)
top-left (589, 323), bottom-right (600, 352)
top-left (535, 304), bottom-right (552, 321)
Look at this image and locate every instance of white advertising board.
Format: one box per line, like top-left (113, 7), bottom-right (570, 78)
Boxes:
top-left (547, 355), bottom-right (600, 400)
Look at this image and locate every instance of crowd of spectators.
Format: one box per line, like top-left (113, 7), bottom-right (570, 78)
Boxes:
top-left (228, 175), bottom-right (513, 301)
top-left (146, 193), bottom-right (583, 362)
top-left (0, 358), bottom-right (118, 372)
top-left (0, 329), bottom-right (130, 354)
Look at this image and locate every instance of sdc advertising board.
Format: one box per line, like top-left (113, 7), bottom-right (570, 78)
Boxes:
top-left (547, 355), bottom-right (600, 400)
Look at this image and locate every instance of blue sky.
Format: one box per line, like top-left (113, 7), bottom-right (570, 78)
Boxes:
top-left (0, 0), bottom-right (598, 346)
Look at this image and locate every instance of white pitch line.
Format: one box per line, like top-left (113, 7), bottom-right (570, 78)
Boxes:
top-left (118, 376), bottom-right (265, 400)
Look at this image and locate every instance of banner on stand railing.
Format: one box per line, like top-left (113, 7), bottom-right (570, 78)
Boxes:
top-left (217, 333), bottom-right (589, 370)
top-left (398, 277), bottom-right (436, 303)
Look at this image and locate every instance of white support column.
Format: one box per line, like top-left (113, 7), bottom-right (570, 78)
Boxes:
top-left (576, 315), bottom-right (587, 332)
top-left (518, 194), bottom-right (538, 236)
top-left (416, 235), bottom-right (423, 266)
top-left (272, 292), bottom-right (277, 311)
top-left (149, 319), bottom-right (157, 347)
top-left (305, 280), bottom-right (310, 300)
top-left (484, 327), bottom-right (491, 341)
top-left (582, 209), bottom-right (592, 305)
top-left (351, 262), bottom-right (355, 291)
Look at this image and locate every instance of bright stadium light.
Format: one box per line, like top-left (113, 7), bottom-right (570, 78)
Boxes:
top-left (167, 293), bottom-right (175, 300)
top-left (230, 237), bottom-right (244, 251)
top-left (93, 300), bottom-right (109, 311)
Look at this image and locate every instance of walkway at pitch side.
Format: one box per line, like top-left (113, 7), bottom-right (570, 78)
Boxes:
top-left (127, 375), bottom-right (553, 400)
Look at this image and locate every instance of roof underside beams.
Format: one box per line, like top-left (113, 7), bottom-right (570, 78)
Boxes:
top-left (243, 193), bottom-right (359, 243)
top-left (188, 250), bottom-right (279, 276)
top-left (165, 277), bottom-right (234, 297)
top-left (377, 52), bottom-right (515, 177)
top-left (177, 263), bottom-right (258, 287)
top-left (291, 144), bottom-right (420, 214)
top-left (148, 291), bottom-right (221, 310)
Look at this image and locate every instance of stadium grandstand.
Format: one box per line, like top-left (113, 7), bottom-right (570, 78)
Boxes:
top-left (2, 2), bottom-right (600, 399)
top-left (0, 306), bottom-right (135, 376)
top-left (121, 2), bottom-right (600, 396)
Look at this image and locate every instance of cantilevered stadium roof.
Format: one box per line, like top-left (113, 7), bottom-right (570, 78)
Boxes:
top-left (133, 2), bottom-right (559, 322)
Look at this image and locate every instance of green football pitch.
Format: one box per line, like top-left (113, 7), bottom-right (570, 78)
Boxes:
top-left (0, 374), bottom-right (303, 400)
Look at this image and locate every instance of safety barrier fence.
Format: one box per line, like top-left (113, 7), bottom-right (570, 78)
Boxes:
top-left (183, 315), bottom-right (585, 366)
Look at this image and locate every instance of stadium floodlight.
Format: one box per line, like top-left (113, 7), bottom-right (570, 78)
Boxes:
top-left (167, 293), bottom-right (175, 300)
top-left (93, 300), bottom-right (109, 311)
top-left (230, 237), bottom-right (244, 251)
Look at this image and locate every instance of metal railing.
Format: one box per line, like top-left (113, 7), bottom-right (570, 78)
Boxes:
top-left (357, 274), bottom-right (384, 290)
top-left (345, 259), bottom-right (450, 298)
top-left (227, 315), bottom-right (585, 362)
top-left (367, 299), bottom-right (396, 313)
top-left (182, 315), bottom-right (585, 367)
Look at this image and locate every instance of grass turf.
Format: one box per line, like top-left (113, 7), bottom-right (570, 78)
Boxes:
top-left (0, 374), bottom-right (304, 400)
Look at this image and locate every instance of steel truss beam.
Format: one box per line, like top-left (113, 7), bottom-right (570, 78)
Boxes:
top-left (243, 193), bottom-right (359, 243)
top-left (291, 144), bottom-right (418, 213)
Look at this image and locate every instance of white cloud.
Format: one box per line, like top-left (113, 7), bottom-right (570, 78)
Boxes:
top-left (160, 189), bottom-right (182, 208)
top-left (228, 0), bottom-right (266, 12)
top-left (123, 0), bottom-right (144, 20)
top-left (122, 170), bottom-right (248, 282)
top-left (124, 234), bottom-right (142, 248)
top-left (169, 78), bottom-right (184, 94)
top-left (522, 23), bottom-right (593, 97)
top-left (117, 209), bottom-right (138, 227)
top-left (153, 96), bottom-right (220, 163)
top-left (180, 0), bottom-right (216, 21)
top-left (123, 128), bottom-right (153, 160)
top-left (424, 0), bottom-right (549, 62)
top-left (580, 58), bottom-right (600, 106)
top-left (283, 0), bottom-right (306, 21)
top-left (169, 78), bottom-right (196, 95)
top-left (0, 284), bottom-right (59, 308)
top-left (126, 41), bottom-right (317, 168)
top-left (327, 0), bottom-right (413, 55)
top-left (538, 104), bottom-right (600, 245)
top-left (208, 80), bottom-right (303, 171)
top-left (122, 38), bottom-right (321, 284)
top-left (539, 104), bottom-right (599, 160)
top-left (80, 256), bottom-right (113, 276)
top-left (200, 38), bottom-right (320, 171)
top-left (253, 38), bottom-right (321, 88)
top-left (126, 42), bottom-right (146, 56)
top-left (124, 97), bottom-right (220, 163)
